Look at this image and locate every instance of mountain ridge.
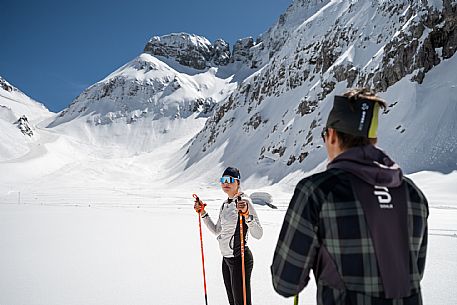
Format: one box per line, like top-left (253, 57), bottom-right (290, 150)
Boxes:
top-left (1, 0), bottom-right (456, 185)
top-left (185, 0), bottom-right (457, 181)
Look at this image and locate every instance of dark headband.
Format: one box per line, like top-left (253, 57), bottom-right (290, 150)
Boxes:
top-left (325, 95), bottom-right (380, 138)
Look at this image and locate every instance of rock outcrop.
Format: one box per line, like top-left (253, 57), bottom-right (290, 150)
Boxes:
top-left (0, 77), bottom-right (14, 92)
top-left (144, 33), bottom-right (233, 70)
top-left (143, 33), bottom-right (264, 70)
top-left (14, 115), bottom-right (33, 137)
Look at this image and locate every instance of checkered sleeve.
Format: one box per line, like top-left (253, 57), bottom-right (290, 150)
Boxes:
top-left (417, 190), bottom-right (429, 279)
top-left (417, 224), bottom-right (427, 278)
top-left (405, 177), bottom-right (429, 280)
top-left (271, 178), bottom-right (321, 297)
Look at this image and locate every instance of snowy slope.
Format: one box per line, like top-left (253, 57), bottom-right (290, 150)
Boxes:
top-left (0, 76), bottom-right (51, 122)
top-left (0, 76), bottom-right (54, 161)
top-left (186, 0), bottom-right (457, 183)
top-left (377, 54), bottom-right (457, 173)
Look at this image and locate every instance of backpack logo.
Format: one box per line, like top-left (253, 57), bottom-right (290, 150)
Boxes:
top-left (374, 186), bottom-right (393, 209)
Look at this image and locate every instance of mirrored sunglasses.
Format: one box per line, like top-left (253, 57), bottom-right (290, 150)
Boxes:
top-left (220, 176), bottom-right (238, 184)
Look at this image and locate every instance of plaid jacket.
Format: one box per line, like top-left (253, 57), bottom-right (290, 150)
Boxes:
top-left (271, 168), bottom-right (428, 305)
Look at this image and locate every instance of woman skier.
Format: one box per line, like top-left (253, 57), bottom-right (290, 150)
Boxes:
top-left (194, 167), bottom-right (263, 305)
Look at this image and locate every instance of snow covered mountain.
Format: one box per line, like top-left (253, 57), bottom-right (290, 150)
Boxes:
top-left (47, 33), bottom-right (268, 154)
top-left (185, 0), bottom-right (457, 183)
top-left (0, 76), bottom-right (53, 161)
top-left (2, 3), bottom-right (457, 305)
top-left (2, 0), bottom-right (456, 187)
top-left (51, 54), bottom-right (225, 127)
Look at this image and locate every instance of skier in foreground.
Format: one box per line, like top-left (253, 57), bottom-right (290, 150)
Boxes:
top-left (271, 88), bottom-right (429, 304)
top-left (194, 167), bottom-right (263, 305)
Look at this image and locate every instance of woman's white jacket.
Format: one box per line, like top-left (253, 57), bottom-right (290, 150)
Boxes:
top-left (202, 193), bottom-right (263, 258)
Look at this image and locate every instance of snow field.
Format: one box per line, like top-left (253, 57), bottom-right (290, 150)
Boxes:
top-left (0, 181), bottom-right (456, 305)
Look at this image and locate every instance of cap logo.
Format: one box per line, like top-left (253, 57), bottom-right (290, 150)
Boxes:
top-left (358, 103), bottom-right (370, 131)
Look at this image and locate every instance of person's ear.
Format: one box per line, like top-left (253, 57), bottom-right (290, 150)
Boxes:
top-left (328, 128), bottom-right (338, 145)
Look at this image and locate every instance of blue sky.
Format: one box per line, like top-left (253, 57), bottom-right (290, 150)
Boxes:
top-left (1, 0), bottom-right (292, 112)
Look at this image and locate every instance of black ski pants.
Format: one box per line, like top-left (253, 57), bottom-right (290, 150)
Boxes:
top-left (222, 247), bottom-right (254, 305)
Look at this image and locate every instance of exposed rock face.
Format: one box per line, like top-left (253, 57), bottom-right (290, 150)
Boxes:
top-left (144, 33), bottom-right (214, 70)
top-left (232, 37), bottom-right (255, 65)
top-left (243, 0), bottom-right (457, 104)
top-left (367, 0), bottom-right (457, 89)
top-left (144, 33), bottom-right (233, 70)
top-left (143, 33), bottom-right (268, 70)
top-left (0, 77), bottom-right (14, 92)
top-left (211, 39), bottom-right (231, 66)
top-left (14, 115), bottom-right (33, 137)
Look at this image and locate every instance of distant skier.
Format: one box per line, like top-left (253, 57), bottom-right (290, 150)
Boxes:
top-left (271, 88), bottom-right (429, 304)
top-left (194, 167), bottom-right (263, 305)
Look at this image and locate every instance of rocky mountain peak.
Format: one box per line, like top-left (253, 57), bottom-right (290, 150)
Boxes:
top-left (143, 32), bottom-right (263, 70)
top-left (143, 33), bottom-right (232, 70)
top-left (49, 53), bottom-right (235, 128)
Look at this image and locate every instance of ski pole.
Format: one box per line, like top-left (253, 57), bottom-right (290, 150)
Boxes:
top-left (193, 194), bottom-right (208, 305)
top-left (236, 196), bottom-right (247, 305)
top-left (239, 212), bottom-right (247, 305)
top-left (294, 294), bottom-right (299, 305)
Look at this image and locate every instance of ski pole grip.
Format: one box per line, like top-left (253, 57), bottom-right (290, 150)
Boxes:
top-left (193, 194), bottom-right (206, 213)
